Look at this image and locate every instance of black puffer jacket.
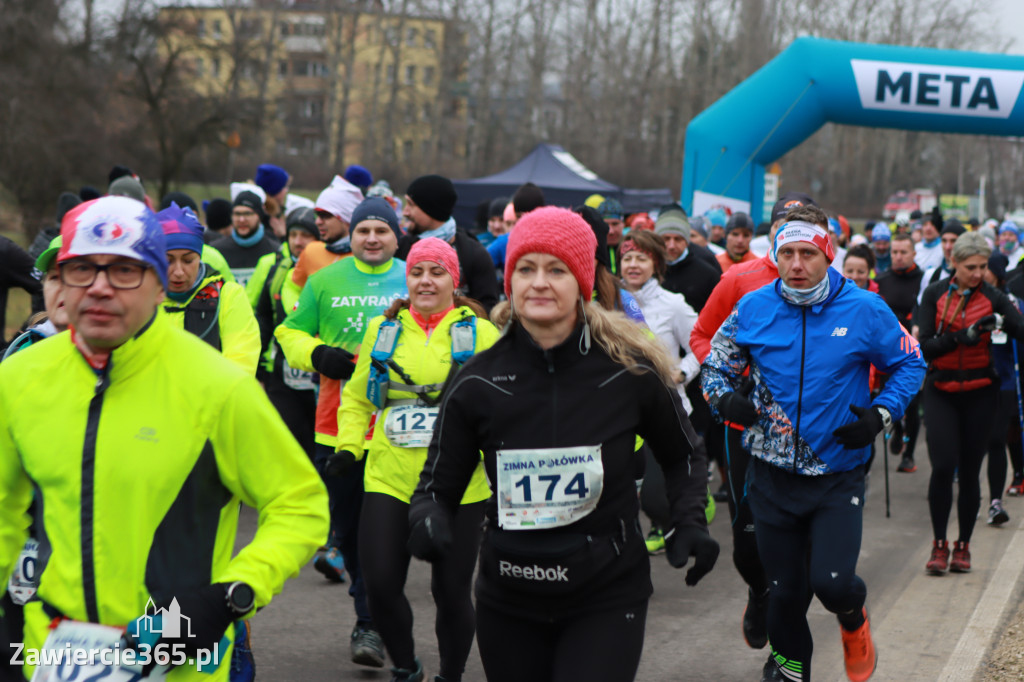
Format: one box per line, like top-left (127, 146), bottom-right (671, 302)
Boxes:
top-left (412, 322), bottom-right (708, 618)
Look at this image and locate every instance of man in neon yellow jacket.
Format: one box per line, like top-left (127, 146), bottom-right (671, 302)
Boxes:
top-left (0, 196), bottom-right (328, 680)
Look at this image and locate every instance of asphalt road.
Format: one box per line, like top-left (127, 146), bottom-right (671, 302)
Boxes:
top-left (238, 432), bottom-right (1024, 681)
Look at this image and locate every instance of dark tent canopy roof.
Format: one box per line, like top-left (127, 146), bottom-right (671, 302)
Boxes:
top-left (451, 144), bottom-right (673, 227)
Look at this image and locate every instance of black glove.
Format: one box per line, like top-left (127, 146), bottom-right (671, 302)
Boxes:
top-left (952, 314), bottom-right (998, 346)
top-left (665, 525), bottom-right (720, 586)
top-left (323, 450), bottom-right (357, 478)
top-left (311, 345), bottom-right (356, 380)
top-left (832, 404), bottom-right (884, 449)
top-left (717, 378), bottom-right (757, 427)
top-left (160, 584), bottom-right (234, 656)
top-left (407, 510), bottom-right (453, 563)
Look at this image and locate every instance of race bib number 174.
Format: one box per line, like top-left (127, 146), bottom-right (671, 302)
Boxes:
top-left (496, 445), bottom-right (603, 530)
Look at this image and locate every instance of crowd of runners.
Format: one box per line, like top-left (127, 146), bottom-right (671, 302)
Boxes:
top-left (1, 162), bottom-right (1023, 681)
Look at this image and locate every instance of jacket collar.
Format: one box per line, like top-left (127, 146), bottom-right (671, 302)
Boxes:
top-left (72, 308), bottom-right (170, 377)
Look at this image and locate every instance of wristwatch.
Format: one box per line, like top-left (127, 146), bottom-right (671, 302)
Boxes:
top-left (225, 581), bottom-right (255, 617)
top-left (876, 406), bottom-right (892, 431)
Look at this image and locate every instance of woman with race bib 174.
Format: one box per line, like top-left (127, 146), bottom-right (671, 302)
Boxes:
top-left (406, 207), bottom-right (719, 682)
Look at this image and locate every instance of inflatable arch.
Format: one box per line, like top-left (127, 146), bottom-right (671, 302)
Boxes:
top-left (681, 37), bottom-right (1024, 220)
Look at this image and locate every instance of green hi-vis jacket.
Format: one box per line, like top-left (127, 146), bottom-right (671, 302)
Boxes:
top-left (338, 306), bottom-right (499, 504)
top-left (0, 312), bottom-right (329, 680)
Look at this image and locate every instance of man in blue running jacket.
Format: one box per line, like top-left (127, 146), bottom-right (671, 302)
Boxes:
top-left (701, 204), bottom-right (926, 682)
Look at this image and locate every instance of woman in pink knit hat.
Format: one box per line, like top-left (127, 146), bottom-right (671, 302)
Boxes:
top-left (328, 237), bottom-right (500, 682)
top-left (408, 207), bottom-right (719, 682)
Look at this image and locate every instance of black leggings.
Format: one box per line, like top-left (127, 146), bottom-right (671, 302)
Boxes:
top-left (263, 374), bottom-right (316, 459)
top-left (988, 389), bottom-right (1024, 498)
top-left (725, 426), bottom-right (768, 594)
top-left (894, 391), bottom-right (922, 457)
top-left (475, 599), bottom-right (648, 682)
top-left (924, 382), bottom-right (998, 543)
top-left (358, 493), bottom-right (484, 680)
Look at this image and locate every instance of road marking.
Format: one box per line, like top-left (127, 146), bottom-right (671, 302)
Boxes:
top-left (938, 514), bottom-right (1024, 681)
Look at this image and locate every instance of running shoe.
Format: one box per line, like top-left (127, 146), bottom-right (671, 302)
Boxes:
top-left (761, 653), bottom-right (786, 682)
top-left (645, 527), bottom-right (666, 555)
top-left (706, 490), bottom-right (717, 524)
top-left (926, 539), bottom-right (949, 575)
top-left (390, 657), bottom-right (424, 682)
top-left (351, 625), bottom-right (386, 667)
top-left (230, 620), bottom-right (256, 682)
top-left (1008, 475), bottom-right (1024, 496)
top-left (713, 482), bottom-right (730, 503)
top-left (896, 456), bottom-right (916, 473)
top-left (743, 588), bottom-right (770, 649)
top-left (840, 608), bottom-right (877, 682)
top-left (950, 540), bottom-right (971, 573)
top-left (988, 500), bottom-right (1010, 526)
top-left (314, 547), bottom-right (346, 583)
top-left (762, 650), bottom-right (804, 681)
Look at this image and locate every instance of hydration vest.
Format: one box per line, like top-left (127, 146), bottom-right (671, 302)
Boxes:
top-left (367, 313), bottom-right (477, 409)
top-left (164, 270), bottom-right (225, 351)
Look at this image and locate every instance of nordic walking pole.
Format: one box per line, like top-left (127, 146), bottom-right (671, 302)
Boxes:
top-left (1013, 338), bottom-right (1023, 454)
top-left (883, 428), bottom-right (891, 519)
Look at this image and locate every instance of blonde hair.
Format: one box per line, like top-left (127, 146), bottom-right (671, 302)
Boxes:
top-left (490, 300), bottom-right (677, 387)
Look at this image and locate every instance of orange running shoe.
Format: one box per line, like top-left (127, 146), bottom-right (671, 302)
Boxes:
top-left (840, 608), bottom-right (877, 682)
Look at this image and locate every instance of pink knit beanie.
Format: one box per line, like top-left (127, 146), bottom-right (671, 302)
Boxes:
top-left (504, 206), bottom-right (598, 301)
top-left (407, 237), bottom-right (460, 288)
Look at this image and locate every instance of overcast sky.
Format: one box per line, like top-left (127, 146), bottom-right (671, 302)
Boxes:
top-left (994, 0), bottom-right (1024, 55)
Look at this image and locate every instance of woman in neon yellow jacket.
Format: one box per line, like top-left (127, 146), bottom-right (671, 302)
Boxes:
top-left (158, 204), bottom-right (261, 375)
top-left (331, 237), bottom-right (498, 682)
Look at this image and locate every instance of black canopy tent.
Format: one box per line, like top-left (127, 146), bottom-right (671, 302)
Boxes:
top-left (451, 144), bottom-right (674, 227)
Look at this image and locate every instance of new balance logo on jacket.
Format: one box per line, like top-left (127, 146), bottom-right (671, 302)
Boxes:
top-left (831, 327), bottom-right (848, 337)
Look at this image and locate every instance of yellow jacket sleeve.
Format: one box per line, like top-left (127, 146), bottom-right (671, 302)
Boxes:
top-left (273, 281), bottom-right (324, 372)
top-left (210, 373), bottom-right (329, 607)
top-left (0, 374), bottom-right (33, 592)
top-left (217, 282), bottom-right (262, 376)
top-left (246, 253), bottom-right (276, 309)
top-left (336, 317), bottom-right (383, 456)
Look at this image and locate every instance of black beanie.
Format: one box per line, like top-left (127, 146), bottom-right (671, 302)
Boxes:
top-left (286, 207), bottom-right (320, 238)
top-left (108, 165), bottom-right (135, 185)
top-left (233, 190), bottom-right (265, 217)
top-left (205, 198), bottom-right (233, 230)
top-left (160, 191), bottom-right (198, 213)
top-left (55, 192), bottom-right (82, 224)
top-left (79, 186), bottom-right (101, 202)
top-left (406, 174), bottom-right (457, 222)
top-left (575, 205), bottom-right (611, 269)
top-left (513, 182), bottom-right (545, 215)
top-left (726, 212), bottom-right (755, 234)
top-left (489, 196), bottom-right (509, 218)
top-left (941, 218), bottom-right (965, 238)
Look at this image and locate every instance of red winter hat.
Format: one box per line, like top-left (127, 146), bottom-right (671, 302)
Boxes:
top-left (406, 237), bottom-right (460, 289)
top-left (504, 206), bottom-right (598, 301)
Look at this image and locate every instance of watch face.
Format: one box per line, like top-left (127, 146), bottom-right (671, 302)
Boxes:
top-left (230, 583), bottom-right (255, 612)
